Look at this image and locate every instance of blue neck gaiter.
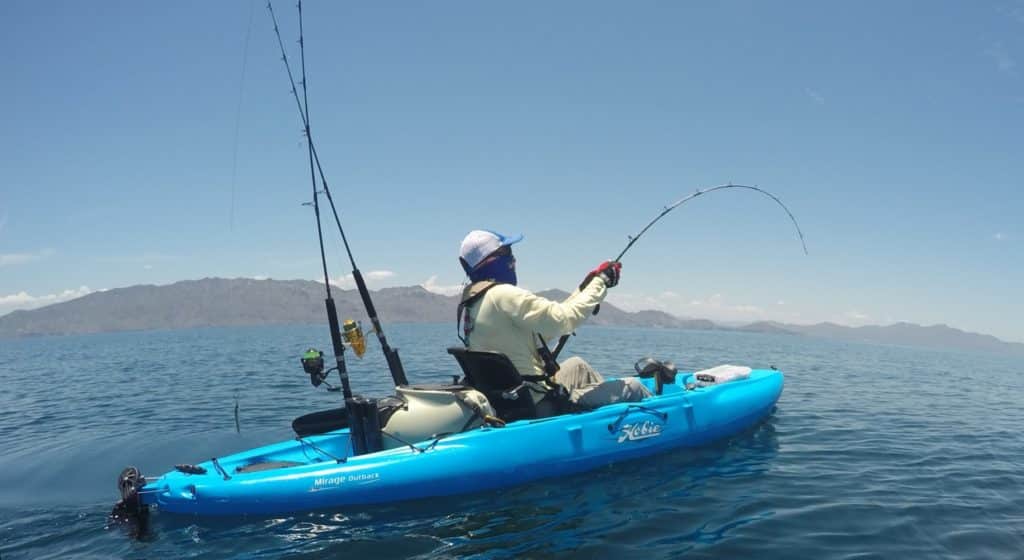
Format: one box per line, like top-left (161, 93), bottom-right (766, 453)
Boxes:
top-left (469, 253), bottom-right (517, 285)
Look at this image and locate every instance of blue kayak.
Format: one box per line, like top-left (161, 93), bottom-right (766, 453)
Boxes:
top-left (132, 368), bottom-right (783, 516)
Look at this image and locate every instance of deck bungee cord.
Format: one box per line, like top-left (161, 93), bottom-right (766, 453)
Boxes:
top-left (296, 435), bottom-right (346, 463)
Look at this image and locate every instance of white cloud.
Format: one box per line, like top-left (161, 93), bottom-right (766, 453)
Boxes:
top-left (691, 297), bottom-right (766, 320)
top-left (606, 292), bottom-right (679, 311)
top-left (0, 292), bottom-right (35, 306)
top-left (805, 88), bottom-right (825, 105)
top-left (328, 270), bottom-right (396, 289)
top-left (420, 275), bottom-right (463, 296)
top-left (776, 300), bottom-right (786, 305)
top-left (844, 310), bottom-right (870, 322)
top-left (689, 293), bottom-right (724, 307)
top-left (0, 248), bottom-right (55, 266)
top-left (984, 43), bottom-right (1016, 75)
top-left (611, 291), bottom-right (772, 322)
top-left (993, 232), bottom-right (1006, 241)
top-left (0, 286), bottom-right (93, 315)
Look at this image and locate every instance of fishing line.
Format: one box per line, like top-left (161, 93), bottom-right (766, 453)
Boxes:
top-left (233, 390), bottom-right (241, 433)
top-left (229, 0), bottom-right (256, 231)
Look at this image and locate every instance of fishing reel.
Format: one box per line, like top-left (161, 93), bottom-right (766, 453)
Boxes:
top-left (301, 320), bottom-right (370, 391)
top-left (342, 319), bottom-right (367, 358)
top-left (634, 357), bottom-right (679, 395)
top-left (301, 348), bottom-right (338, 390)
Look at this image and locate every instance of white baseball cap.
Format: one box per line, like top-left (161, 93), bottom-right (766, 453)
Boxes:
top-left (459, 229), bottom-right (524, 271)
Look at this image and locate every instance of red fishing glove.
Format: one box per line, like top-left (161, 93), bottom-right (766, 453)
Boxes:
top-left (580, 260), bottom-right (622, 290)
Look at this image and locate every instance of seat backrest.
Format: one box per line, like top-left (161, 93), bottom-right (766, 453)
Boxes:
top-left (447, 347), bottom-right (537, 421)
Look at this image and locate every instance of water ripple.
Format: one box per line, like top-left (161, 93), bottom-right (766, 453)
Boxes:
top-left (2, 325), bottom-right (1023, 559)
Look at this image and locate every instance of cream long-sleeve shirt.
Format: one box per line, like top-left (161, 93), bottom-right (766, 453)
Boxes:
top-left (463, 276), bottom-right (608, 378)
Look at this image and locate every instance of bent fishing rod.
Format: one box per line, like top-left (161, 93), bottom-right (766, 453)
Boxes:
top-left (552, 183), bottom-right (808, 359)
top-left (614, 184), bottom-right (808, 262)
top-left (269, 0), bottom-right (408, 388)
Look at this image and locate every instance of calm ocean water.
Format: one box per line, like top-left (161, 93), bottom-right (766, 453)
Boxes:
top-left (0, 323), bottom-right (1021, 559)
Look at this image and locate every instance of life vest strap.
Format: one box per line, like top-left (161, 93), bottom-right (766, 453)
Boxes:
top-left (456, 281), bottom-right (566, 405)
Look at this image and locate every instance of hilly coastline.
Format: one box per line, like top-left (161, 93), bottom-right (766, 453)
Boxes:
top-left (2, 278), bottom-right (1021, 356)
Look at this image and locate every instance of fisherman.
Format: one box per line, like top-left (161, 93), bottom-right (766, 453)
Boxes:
top-left (457, 230), bottom-right (652, 413)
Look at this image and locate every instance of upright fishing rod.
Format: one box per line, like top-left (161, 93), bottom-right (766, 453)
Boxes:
top-left (268, 0), bottom-right (352, 400)
top-left (268, 0), bottom-right (408, 387)
top-left (552, 183), bottom-right (807, 359)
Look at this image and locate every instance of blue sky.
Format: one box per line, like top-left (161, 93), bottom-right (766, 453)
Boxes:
top-left (1, 1), bottom-right (1022, 342)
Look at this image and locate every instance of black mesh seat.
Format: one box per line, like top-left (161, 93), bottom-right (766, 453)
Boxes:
top-left (447, 347), bottom-right (540, 422)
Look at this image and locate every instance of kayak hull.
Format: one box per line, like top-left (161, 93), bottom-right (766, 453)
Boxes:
top-left (140, 369), bottom-right (783, 515)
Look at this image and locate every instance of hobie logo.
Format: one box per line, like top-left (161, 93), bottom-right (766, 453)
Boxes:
top-left (617, 420), bottom-right (663, 443)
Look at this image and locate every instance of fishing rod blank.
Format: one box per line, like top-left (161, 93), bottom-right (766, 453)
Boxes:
top-left (552, 184), bottom-right (807, 360)
top-left (268, 0), bottom-right (409, 388)
top-left (616, 184), bottom-right (808, 263)
top-left (268, 0), bottom-right (354, 401)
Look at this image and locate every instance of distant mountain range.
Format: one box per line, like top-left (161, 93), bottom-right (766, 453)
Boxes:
top-left (736, 320), bottom-right (1024, 355)
top-left (2, 278), bottom-right (1021, 356)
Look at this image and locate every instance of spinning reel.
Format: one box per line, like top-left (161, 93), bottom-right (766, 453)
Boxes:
top-left (301, 348), bottom-right (339, 390)
top-left (300, 320), bottom-right (369, 391)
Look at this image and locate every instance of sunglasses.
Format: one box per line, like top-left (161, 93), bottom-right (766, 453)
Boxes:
top-left (474, 245), bottom-right (515, 270)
